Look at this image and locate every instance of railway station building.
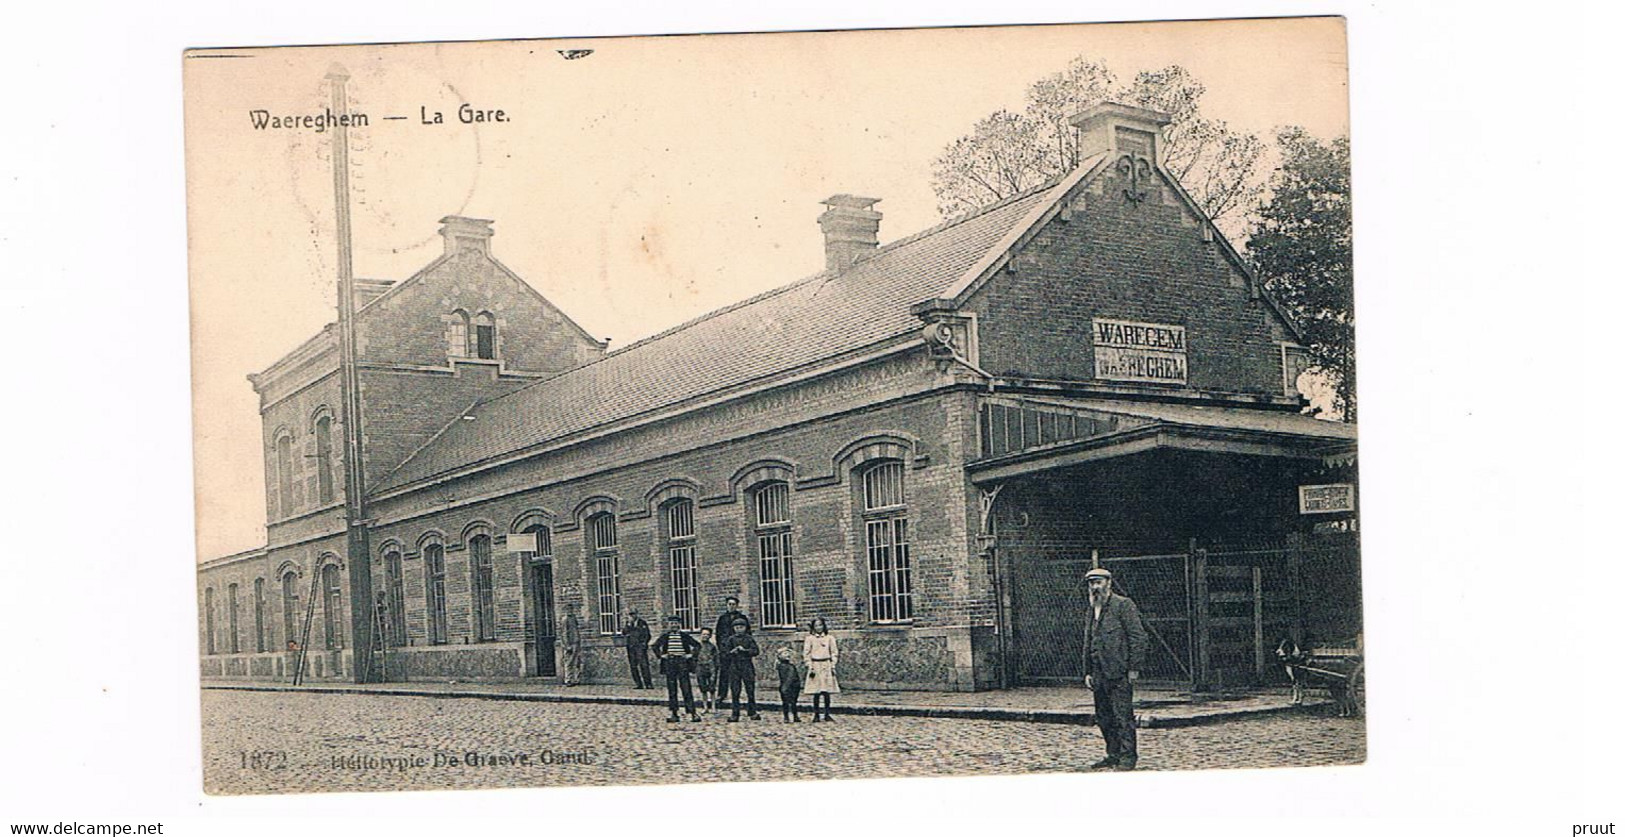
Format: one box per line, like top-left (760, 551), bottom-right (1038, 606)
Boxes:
top-left (196, 103), bottom-right (1359, 691)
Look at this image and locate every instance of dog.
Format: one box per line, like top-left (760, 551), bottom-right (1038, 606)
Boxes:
top-left (1276, 639), bottom-right (1361, 717)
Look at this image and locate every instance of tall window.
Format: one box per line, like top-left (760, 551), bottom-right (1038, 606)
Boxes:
top-left (227, 583), bottom-right (241, 654)
top-left (470, 534), bottom-right (496, 642)
top-left (314, 413), bottom-right (335, 505)
top-left (253, 578), bottom-right (267, 653)
top-left (203, 588), bottom-right (217, 655)
top-left (448, 310), bottom-right (470, 359)
top-left (424, 542), bottom-right (448, 645)
top-left (474, 312), bottom-right (496, 360)
top-left (275, 433), bottom-right (295, 517)
top-left (754, 483), bottom-right (796, 628)
top-left (589, 513), bottom-right (622, 635)
top-left (383, 550), bottom-right (406, 647)
top-left (520, 525), bottom-right (552, 561)
top-left (665, 500), bottom-right (700, 630)
top-left (321, 563), bottom-right (345, 651)
top-left (861, 461), bottom-right (914, 623)
top-left (281, 571), bottom-right (300, 650)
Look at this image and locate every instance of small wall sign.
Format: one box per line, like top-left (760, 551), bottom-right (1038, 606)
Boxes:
top-left (1299, 483), bottom-right (1356, 515)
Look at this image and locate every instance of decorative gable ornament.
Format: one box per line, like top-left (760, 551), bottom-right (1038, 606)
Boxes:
top-left (1117, 154), bottom-right (1153, 205)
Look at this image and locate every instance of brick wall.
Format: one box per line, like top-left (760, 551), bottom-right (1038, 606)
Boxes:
top-left (338, 353), bottom-right (992, 689)
top-left (255, 241), bottom-right (607, 531)
top-left (259, 375), bottom-right (344, 530)
top-left (966, 163), bottom-right (1295, 395)
top-left (198, 541), bottom-right (360, 682)
top-left (356, 248), bottom-right (602, 373)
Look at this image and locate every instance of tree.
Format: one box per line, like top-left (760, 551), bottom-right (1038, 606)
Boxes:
top-left (1247, 128), bottom-right (1355, 420)
top-left (929, 59), bottom-right (1264, 230)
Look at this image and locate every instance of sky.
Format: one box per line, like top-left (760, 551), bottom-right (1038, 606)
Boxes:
top-left (184, 17), bottom-right (1349, 559)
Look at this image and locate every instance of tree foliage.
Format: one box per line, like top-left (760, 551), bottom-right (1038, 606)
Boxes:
top-left (929, 59), bottom-right (1264, 227)
top-left (1247, 128), bottom-right (1355, 420)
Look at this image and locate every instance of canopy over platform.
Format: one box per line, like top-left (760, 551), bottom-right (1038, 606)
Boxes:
top-left (968, 397), bottom-right (1356, 484)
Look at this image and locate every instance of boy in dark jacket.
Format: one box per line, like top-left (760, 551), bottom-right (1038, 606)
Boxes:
top-left (774, 647), bottom-right (803, 723)
top-left (722, 616), bottom-right (761, 721)
top-left (694, 627), bottom-right (719, 714)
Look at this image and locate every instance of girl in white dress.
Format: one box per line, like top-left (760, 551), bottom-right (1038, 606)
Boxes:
top-left (802, 617), bottom-right (840, 721)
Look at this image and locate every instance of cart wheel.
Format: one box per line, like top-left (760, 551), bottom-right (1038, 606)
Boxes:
top-left (1349, 663), bottom-right (1365, 717)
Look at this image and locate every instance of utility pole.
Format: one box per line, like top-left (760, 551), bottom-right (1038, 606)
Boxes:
top-left (327, 63), bottom-right (377, 683)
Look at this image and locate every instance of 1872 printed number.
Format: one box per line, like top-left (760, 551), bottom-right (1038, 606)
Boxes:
top-left (239, 750), bottom-right (287, 770)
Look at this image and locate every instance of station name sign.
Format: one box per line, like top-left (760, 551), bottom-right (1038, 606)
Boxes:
top-left (1299, 483), bottom-right (1356, 515)
top-left (1093, 318), bottom-right (1188, 384)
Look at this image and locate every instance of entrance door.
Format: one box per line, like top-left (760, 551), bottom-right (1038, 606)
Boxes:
top-left (531, 563), bottom-right (558, 677)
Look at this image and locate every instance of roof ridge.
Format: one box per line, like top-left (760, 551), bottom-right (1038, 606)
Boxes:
top-left (457, 271), bottom-right (834, 417)
top-left (879, 176), bottom-right (1065, 253)
top-left (455, 186), bottom-right (1060, 417)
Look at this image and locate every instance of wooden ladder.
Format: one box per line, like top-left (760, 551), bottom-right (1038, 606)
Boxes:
top-left (292, 566), bottom-right (323, 685)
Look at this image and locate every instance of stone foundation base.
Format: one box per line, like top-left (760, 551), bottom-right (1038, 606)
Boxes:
top-left (201, 630), bottom-right (1003, 690)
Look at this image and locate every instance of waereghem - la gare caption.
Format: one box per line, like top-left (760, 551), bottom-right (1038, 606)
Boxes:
top-left (248, 108), bottom-right (367, 132)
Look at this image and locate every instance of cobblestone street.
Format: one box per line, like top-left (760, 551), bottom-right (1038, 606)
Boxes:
top-left (202, 690), bottom-right (1365, 794)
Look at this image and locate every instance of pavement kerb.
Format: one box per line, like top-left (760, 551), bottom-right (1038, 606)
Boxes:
top-left (200, 682), bottom-right (1313, 728)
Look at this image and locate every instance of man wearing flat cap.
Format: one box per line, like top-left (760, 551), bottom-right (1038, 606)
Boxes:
top-left (1082, 566), bottom-right (1149, 770)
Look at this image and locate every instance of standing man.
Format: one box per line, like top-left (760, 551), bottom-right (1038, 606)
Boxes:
top-left (622, 608), bottom-right (652, 689)
top-left (713, 596), bottom-right (745, 647)
top-left (652, 615), bottom-right (703, 723)
top-left (1082, 567), bottom-right (1148, 771)
top-left (712, 596), bottom-right (745, 703)
top-left (560, 603), bottom-right (583, 687)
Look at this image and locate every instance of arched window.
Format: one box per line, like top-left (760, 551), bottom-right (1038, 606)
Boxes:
top-left (253, 578), bottom-right (267, 653)
top-left (589, 513), bottom-right (622, 635)
top-left (516, 525), bottom-right (552, 560)
top-left (275, 432), bottom-right (295, 517)
top-left (424, 542), bottom-right (448, 645)
top-left (860, 461), bottom-right (913, 623)
top-left (281, 571), bottom-right (300, 650)
top-left (473, 312), bottom-right (497, 360)
top-left (469, 533), bottom-right (496, 642)
top-left (663, 500), bottom-right (700, 630)
top-left (314, 412), bottom-right (335, 505)
top-left (203, 587), bottom-right (217, 655)
top-left (382, 549), bottom-right (406, 647)
top-left (227, 583), bottom-right (241, 654)
top-left (321, 563), bottom-right (345, 651)
top-left (447, 310), bottom-right (470, 359)
top-left (752, 483), bottom-right (796, 629)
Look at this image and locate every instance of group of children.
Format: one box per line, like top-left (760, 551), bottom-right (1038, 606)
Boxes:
top-left (650, 599), bottom-right (840, 724)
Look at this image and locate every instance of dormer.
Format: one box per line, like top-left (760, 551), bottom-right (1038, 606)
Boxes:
top-left (1069, 102), bottom-right (1173, 166)
top-left (439, 215), bottom-right (494, 257)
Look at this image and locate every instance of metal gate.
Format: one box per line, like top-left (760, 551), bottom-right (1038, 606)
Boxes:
top-left (1009, 552), bottom-right (1193, 685)
top-left (1008, 535), bottom-right (1358, 690)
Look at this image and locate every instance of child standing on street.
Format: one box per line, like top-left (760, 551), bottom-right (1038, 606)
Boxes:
top-left (722, 616), bottom-right (761, 721)
top-left (695, 627), bottom-right (719, 714)
top-left (775, 647), bottom-right (803, 723)
top-left (802, 617), bottom-right (840, 722)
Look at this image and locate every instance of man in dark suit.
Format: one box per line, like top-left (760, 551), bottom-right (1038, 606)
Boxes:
top-left (652, 615), bottom-right (702, 722)
top-left (713, 596), bottom-right (745, 647)
top-left (622, 609), bottom-right (652, 689)
top-left (1082, 567), bottom-right (1149, 771)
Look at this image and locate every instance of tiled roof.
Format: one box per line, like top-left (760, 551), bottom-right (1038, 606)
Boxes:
top-left (373, 185), bottom-right (1057, 493)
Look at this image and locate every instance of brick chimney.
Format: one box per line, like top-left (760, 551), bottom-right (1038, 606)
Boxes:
top-left (817, 195), bottom-right (881, 272)
top-left (1068, 102), bottom-right (1173, 164)
top-left (439, 215), bottom-right (494, 257)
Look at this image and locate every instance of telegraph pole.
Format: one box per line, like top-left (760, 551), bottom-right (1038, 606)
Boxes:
top-left (326, 64), bottom-right (377, 683)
